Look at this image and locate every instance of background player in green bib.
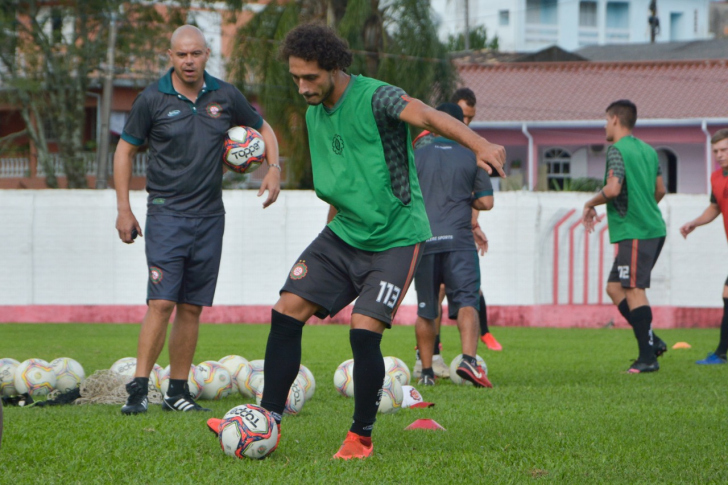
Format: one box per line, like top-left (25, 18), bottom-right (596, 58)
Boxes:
top-left (259, 23), bottom-right (505, 460)
top-left (582, 100), bottom-right (667, 374)
top-left (680, 129), bottom-right (728, 365)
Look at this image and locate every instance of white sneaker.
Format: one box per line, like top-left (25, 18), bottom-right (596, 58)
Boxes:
top-left (432, 355), bottom-right (450, 378)
top-left (414, 355), bottom-right (449, 378)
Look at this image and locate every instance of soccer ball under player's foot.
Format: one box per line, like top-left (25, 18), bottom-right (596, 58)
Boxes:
top-left (627, 359), bottom-right (659, 373)
top-left (333, 431), bottom-right (373, 460)
top-left (480, 332), bottom-right (503, 351)
top-left (696, 352), bottom-right (727, 365)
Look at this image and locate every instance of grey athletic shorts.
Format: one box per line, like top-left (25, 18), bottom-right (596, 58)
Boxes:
top-left (414, 250), bottom-right (480, 320)
top-left (145, 213), bottom-right (224, 306)
top-left (607, 236), bottom-right (665, 289)
top-left (281, 227), bottom-right (423, 327)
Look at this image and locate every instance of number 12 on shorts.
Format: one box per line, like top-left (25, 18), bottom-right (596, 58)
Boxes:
top-left (376, 281), bottom-right (401, 309)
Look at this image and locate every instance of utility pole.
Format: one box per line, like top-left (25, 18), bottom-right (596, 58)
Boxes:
top-left (464, 0), bottom-right (470, 51)
top-left (648, 0), bottom-right (659, 43)
top-left (95, 9), bottom-right (118, 189)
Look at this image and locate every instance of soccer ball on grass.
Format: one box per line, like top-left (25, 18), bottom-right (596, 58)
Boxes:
top-left (219, 404), bottom-right (279, 460)
top-left (14, 359), bottom-right (56, 396)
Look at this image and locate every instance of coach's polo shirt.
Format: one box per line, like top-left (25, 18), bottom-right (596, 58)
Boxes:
top-left (122, 68), bottom-right (263, 216)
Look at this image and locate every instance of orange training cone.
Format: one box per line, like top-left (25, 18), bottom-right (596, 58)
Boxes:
top-left (405, 419), bottom-right (446, 431)
top-left (672, 342), bottom-right (691, 349)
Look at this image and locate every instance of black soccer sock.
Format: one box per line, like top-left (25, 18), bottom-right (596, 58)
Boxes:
top-left (433, 334), bottom-right (441, 356)
top-left (628, 306), bottom-right (655, 362)
top-left (618, 299), bottom-right (631, 325)
top-left (260, 310), bottom-right (304, 420)
top-left (715, 298), bottom-right (728, 358)
top-left (349, 329), bottom-right (384, 438)
top-left (478, 293), bottom-right (489, 336)
top-left (167, 379), bottom-right (186, 397)
top-left (462, 354), bottom-right (477, 366)
top-left (620, 299), bottom-right (663, 343)
top-left (132, 377), bottom-right (149, 392)
top-left (421, 367), bottom-right (435, 379)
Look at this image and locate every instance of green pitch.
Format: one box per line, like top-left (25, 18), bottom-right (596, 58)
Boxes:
top-left (1, 323), bottom-right (727, 483)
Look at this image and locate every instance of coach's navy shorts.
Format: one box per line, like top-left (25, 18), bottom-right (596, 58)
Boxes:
top-left (281, 227), bottom-right (423, 327)
top-left (607, 236), bottom-right (665, 289)
top-left (414, 250), bottom-right (480, 320)
top-left (145, 213), bottom-right (224, 306)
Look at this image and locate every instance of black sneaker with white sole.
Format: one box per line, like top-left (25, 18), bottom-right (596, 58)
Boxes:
top-left (121, 380), bottom-right (149, 415)
top-left (162, 383), bottom-right (211, 412)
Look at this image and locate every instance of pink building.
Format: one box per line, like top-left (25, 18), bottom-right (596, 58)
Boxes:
top-left (461, 59), bottom-right (728, 194)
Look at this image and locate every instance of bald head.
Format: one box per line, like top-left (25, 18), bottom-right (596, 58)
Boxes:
top-left (170, 25), bottom-right (207, 50)
top-left (168, 25), bottom-right (210, 91)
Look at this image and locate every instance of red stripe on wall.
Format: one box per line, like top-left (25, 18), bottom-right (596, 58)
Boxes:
top-left (0, 304), bottom-right (722, 329)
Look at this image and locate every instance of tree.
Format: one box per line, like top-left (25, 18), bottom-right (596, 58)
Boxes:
top-left (447, 25), bottom-right (498, 52)
top-left (228, 0), bottom-right (457, 189)
top-left (0, 1), bottom-right (181, 188)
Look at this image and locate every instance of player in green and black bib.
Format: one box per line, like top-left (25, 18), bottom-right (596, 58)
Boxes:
top-left (582, 100), bottom-right (667, 374)
top-left (259, 23), bottom-right (506, 460)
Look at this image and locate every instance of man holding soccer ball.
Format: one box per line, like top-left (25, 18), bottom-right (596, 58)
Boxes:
top-left (114, 25), bottom-right (281, 415)
top-left (259, 22), bottom-right (505, 460)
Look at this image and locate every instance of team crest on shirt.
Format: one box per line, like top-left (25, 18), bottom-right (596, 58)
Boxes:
top-left (290, 261), bottom-right (308, 280)
top-left (150, 266), bottom-right (163, 284)
top-left (206, 102), bottom-right (222, 118)
top-left (332, 134), bottom-right (344, 155)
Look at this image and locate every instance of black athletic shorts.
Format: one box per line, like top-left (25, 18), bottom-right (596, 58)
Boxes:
top-left (145, 213), bottom-right (225, 306)
top-left (281, 227), bottom-right (423, 327)
top-left (414, 251), bottom-right (480, 320)
top-left (607, 236), bottom-right (665, 289)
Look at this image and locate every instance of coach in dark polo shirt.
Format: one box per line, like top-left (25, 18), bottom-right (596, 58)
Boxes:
top-left (113, 25), bottom-right (281, 415)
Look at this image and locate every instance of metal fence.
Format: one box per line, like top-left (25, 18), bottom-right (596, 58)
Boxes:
top-left (0, 152), bottom-right (290, 186)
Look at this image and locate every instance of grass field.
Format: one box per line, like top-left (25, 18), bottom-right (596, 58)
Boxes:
top-left (1, 323), bottom-right (727, 484)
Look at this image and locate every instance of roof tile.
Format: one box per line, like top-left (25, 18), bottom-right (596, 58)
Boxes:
top-left (459, 60), bottom-right (728, 122)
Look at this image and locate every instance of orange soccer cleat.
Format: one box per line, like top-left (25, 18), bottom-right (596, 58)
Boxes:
top-left (333, 431), bottom-right (374, 460)
top-left (480, 332), bottom-right (503, 351)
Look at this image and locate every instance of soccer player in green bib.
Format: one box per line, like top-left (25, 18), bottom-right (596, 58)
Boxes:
top-left (259, 23), bottom-right (506, 460)
top-left (582, 100), bottom-right (667, 373)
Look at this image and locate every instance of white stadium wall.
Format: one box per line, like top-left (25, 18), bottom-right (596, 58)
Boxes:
top-left (0, 190), bottom-right (725, 328)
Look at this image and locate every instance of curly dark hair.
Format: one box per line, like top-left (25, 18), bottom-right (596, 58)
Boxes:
top-left (279, 23), bottom-right (353, 71)
top-left (450, 87), bottom-right (476, 107)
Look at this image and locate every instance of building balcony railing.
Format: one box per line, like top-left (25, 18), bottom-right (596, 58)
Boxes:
top-left (605, 27), bottom-right (629, 44)
top-left (578, 26), bottom-right (599, 46)
top-left (525, 23), bottom-right (559, 45)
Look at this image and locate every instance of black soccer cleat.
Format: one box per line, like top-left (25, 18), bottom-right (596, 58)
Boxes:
top-left (162, 383), bottom-right (211, 412)
top-left (653, 336), bottom-right (668, 358)
top-left (418, 374), bottom-right (436, 386)
top-left (627, 359), bottom-right (660, 374)
top-left (121, 380), bottom-right (149, 415)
